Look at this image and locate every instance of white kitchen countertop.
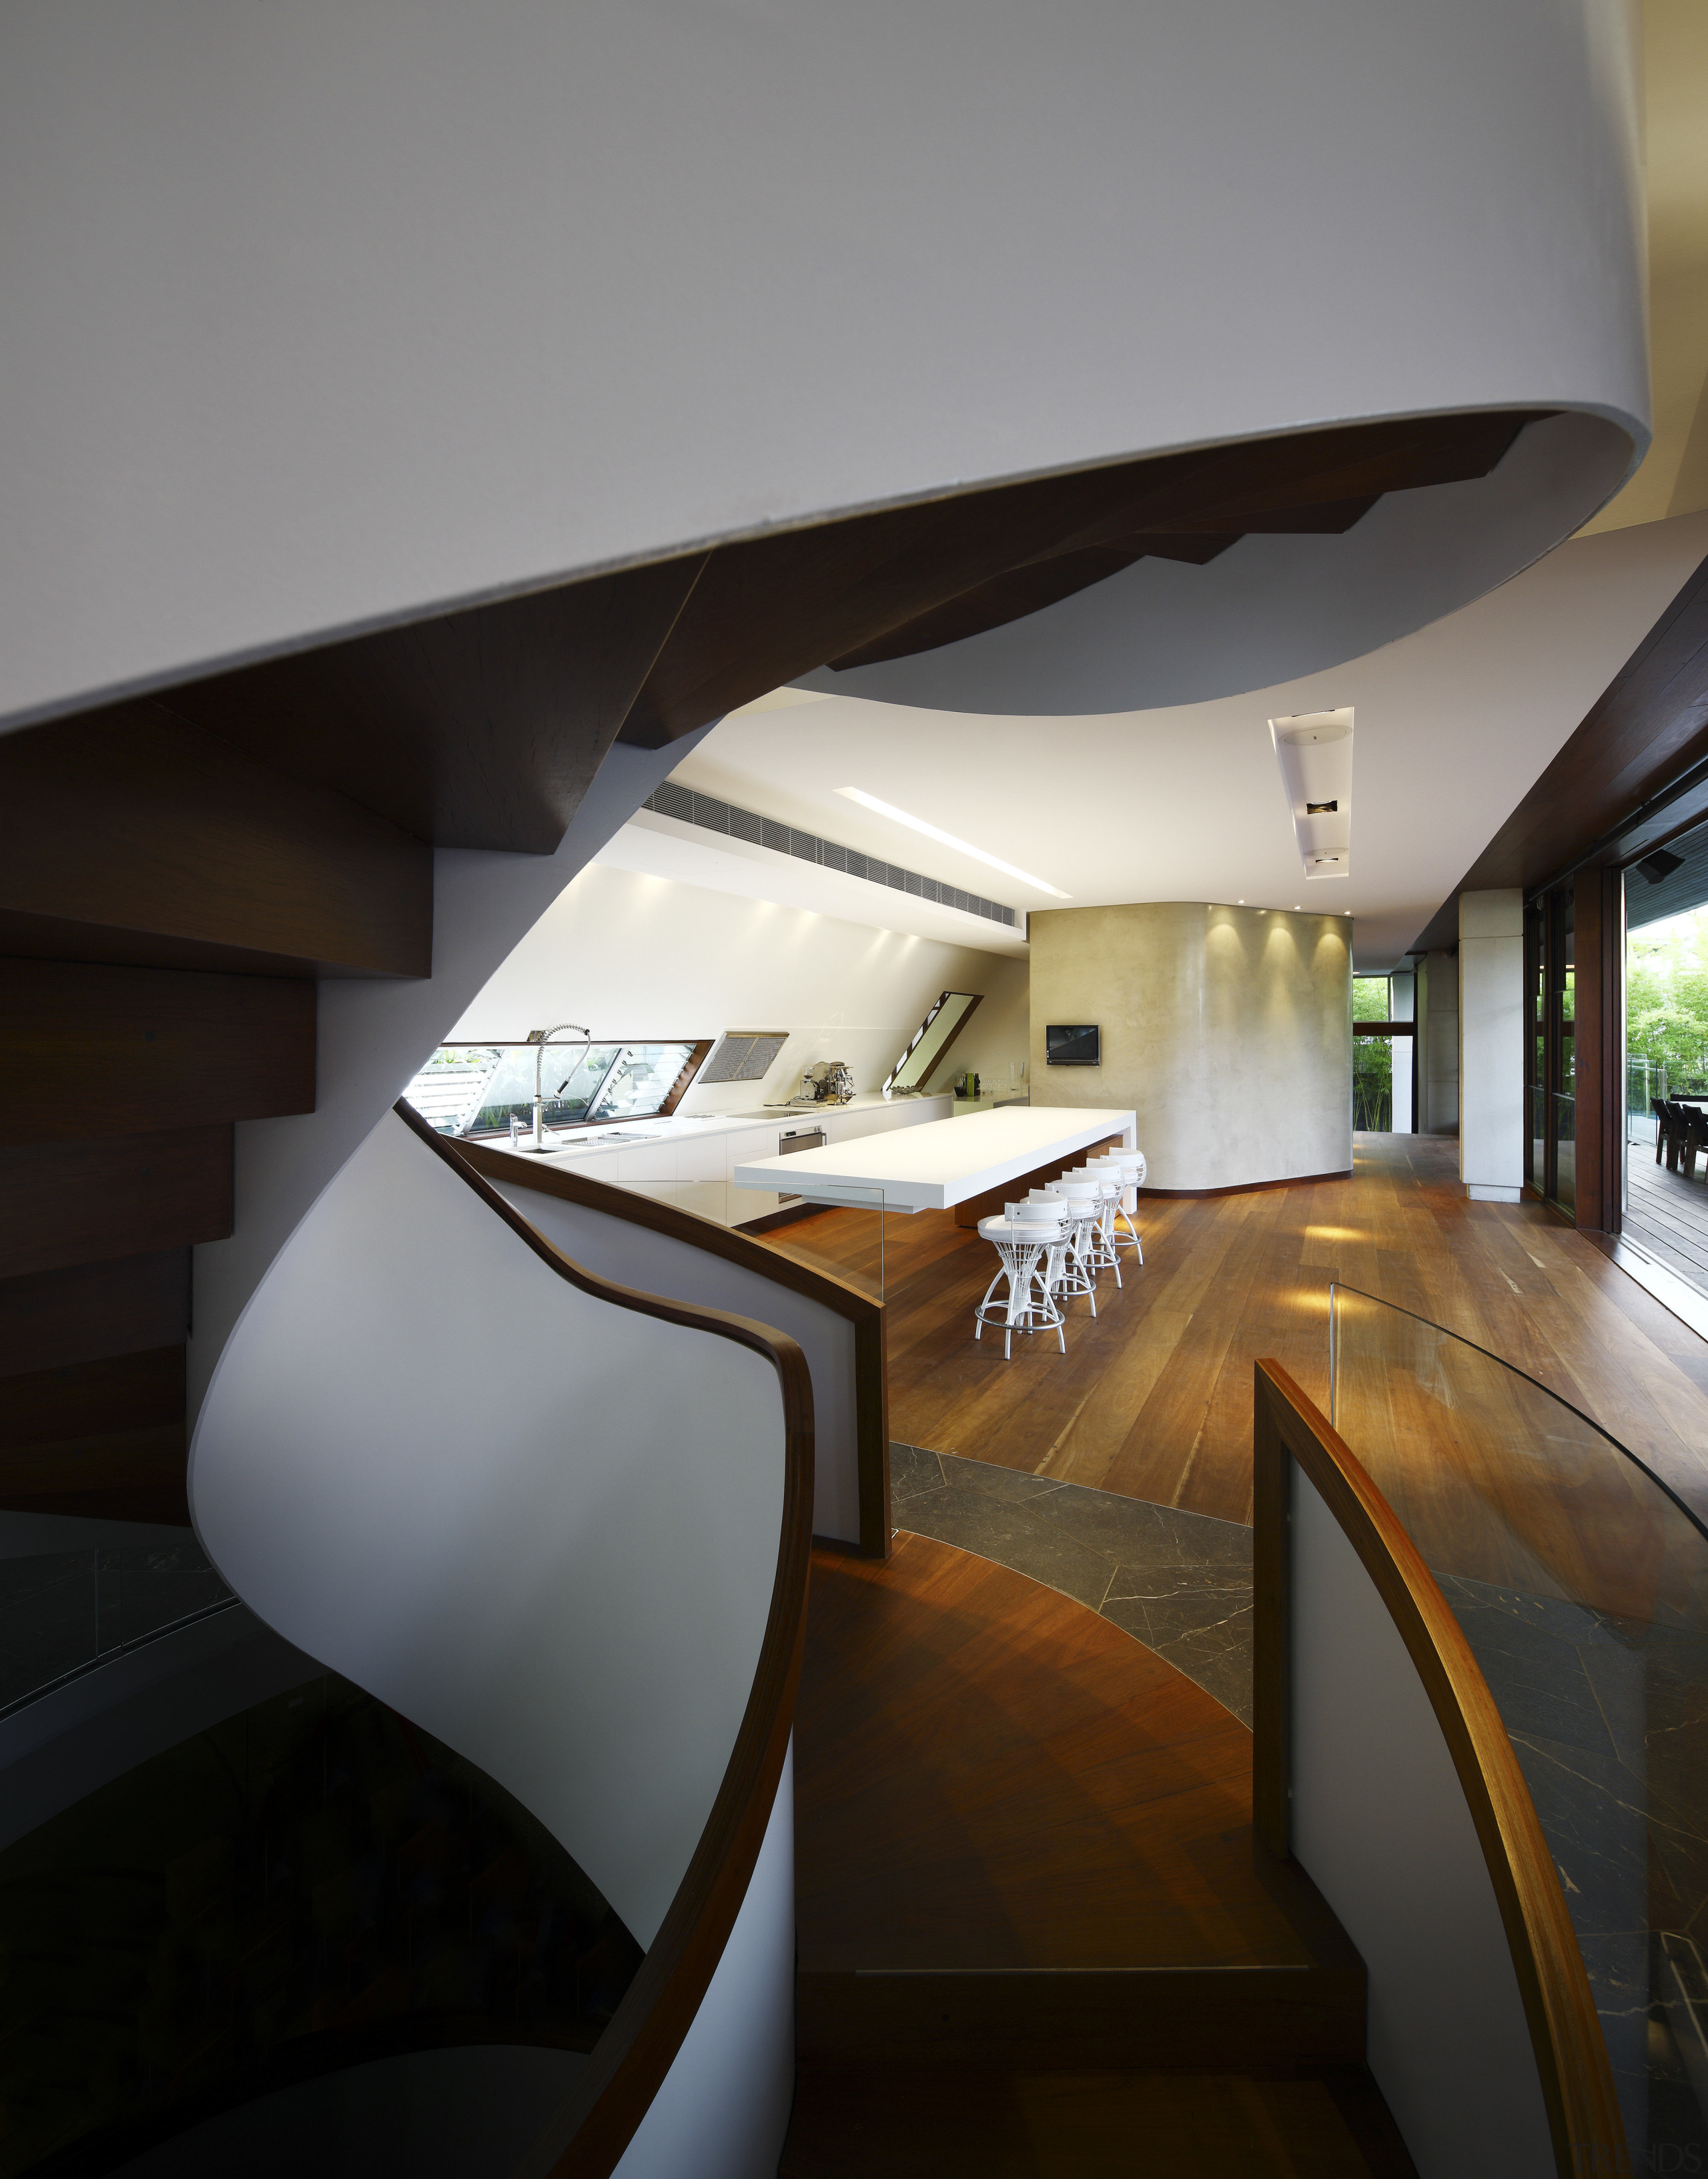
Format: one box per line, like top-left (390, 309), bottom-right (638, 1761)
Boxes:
top-left (476, 1091), bottom-right (950, 1162)
top-left (731, 1106), bottom-right (1137, 1213)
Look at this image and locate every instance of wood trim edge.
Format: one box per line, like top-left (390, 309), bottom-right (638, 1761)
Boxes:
top-left (1250, 1359), bottom-right (1625, 2179)
top-left (457, 1135), bottom-right (890, 1558)
top-left (394, 1103), bottom-right (816, 2176)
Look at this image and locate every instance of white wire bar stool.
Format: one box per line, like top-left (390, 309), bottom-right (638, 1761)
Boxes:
top-left (1053, 1170), bottom-right (1120, 1287)
top-left (1084, 1151), bottom-right (1146, 1264)
top-left (1038, 1178), bottom-right (1104, 1310)
top-left (974, 1198), bottom-right (1069, 1358)
top-left (1025, 1187), bottom-right (1098, 1315)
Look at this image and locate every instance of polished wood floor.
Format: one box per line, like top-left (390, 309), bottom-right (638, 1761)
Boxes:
top-left (781, 2066), bottom-right (1411, 2179)
top-left (785, 1536), bottom-right (1412, 2177)
top-left (795, 1535), bottom-right (1299, 1974)
top-left (771, 1134), bottom-right (1708, 1528)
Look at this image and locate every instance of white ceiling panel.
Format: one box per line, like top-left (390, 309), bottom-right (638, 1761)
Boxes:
top-left (668, 510), bottom-right (1708, 971)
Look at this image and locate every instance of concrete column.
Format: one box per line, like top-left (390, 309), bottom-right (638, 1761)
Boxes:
top-left (1027, 901), bottom-right (1352, 1191)
top-left (1458, 890), bottom-right (1525, 1201)
top-left (1417, 951), bottom-right (1459, 1137)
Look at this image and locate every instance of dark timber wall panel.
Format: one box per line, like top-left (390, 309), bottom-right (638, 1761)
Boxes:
top-left (0, 706), bottom-right (433, 978)
top-left (0, 1128), bottom-right (234, 1280)
top-left (0, 960), bottom-right (316, 1145)
top-left (0, 1253), bottom-right (192, 1379)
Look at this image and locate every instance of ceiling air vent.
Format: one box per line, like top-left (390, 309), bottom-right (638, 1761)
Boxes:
top-left (701, 1032), bottom-right (789, 1085)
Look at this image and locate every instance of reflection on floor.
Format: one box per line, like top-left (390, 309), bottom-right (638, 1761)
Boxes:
top-left (773, 1133), bottom-right (1708, 1526)
top-left (890, 1445), bottom-right (1253, 1723)
top-left (785, 1533), bottom-right (1412, 2177)
top-left (1625, 1149), bottom-right (1708, 1298)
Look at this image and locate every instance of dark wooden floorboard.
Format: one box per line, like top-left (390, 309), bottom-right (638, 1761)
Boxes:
top-left (767, 1133), bottom-right (1708, 1526)
top-left (797, 1537), bottom-right (1300, 1975)
top-left (780, 2066), bottom-right (1418, 2179)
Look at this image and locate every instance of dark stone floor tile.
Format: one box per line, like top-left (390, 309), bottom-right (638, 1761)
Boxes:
top-left (1039, 1485), bottom-right (1251, 1574)
top-left (1101, 1580), bottom-right (1254, 1725)
top-left (1152, 1620), bottom-right (1256, 1728)
top-left (937, 1453), bottom-right (1065, 1506)
top-left (889, 1442), bottom-right (946, 1506)
top-left (895, 1490), bottom-right (1114, 1612)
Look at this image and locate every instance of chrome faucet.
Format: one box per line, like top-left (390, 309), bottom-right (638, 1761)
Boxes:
top-left (517, 1022), bottom-right (591, 1152)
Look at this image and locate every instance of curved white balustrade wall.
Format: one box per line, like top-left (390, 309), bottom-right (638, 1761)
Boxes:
top-left (0, 0), bottom-right (1646, 732)
top-left (485, 1173), bottom-right (866, 1547)
top-left (189, 1110), bottom-right (787, 1951)
top-left (1289, 1470), bottom-right (1555, 2178)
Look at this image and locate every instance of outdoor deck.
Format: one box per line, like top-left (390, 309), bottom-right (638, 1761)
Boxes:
top-left (1625, 1143), bottom-right (1708, 1296)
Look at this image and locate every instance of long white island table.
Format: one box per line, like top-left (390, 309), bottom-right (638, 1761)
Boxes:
top-left (732, 1105), bottom-right (1136, 1221)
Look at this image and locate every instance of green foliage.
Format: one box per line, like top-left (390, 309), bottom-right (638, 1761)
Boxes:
top-left (1351, 976), bottom-right (1392, 1127)
top-left (1627, 906), bottom-right (1708, 1094)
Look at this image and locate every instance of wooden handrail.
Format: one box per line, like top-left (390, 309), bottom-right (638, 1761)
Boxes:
top-left (1252, 1359), bottom-right (1625, 2179)
top-left (397, 1103), bottom-right (816, 2179)
top-left (457, 1132), bottom-right (889, 1556)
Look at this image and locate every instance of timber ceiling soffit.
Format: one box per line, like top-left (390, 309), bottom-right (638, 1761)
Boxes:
top-left (1406, 547), bottom-right (1708, 953)
top-left (7, 410), bottom-right (1549, 863)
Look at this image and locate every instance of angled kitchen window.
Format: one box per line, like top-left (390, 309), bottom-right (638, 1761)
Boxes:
top-left (403, 1040), bottom-right (712, 1137)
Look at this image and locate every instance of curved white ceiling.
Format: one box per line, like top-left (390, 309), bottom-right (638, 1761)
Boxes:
top-left (671, 510), bottom-right (1708, 973)
top-left (799, 413), bottom-right (1635, 715)
top-left (0, 0), bottom-right (1647, 731)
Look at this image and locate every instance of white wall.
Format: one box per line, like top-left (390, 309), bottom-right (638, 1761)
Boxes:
top-left (0, 0), bottom-right (1645, 736)
top-left (191, 1111), bottom-right (783, 1950)
top-left (1459, 891), bottom-right (1525, 1201)
top-left (1289, 1468), bottom-right (1555, 2179)
top-left (448, 860), bottom-right (1031, 1113)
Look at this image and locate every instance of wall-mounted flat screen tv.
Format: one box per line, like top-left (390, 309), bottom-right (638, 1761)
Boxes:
top-left (1045, 1024), bottom-right (1100, 1067)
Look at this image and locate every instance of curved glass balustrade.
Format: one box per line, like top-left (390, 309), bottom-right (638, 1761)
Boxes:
top-left (0, 1668), bottom-right (639, 2175)
top-left (1329, 1283), bottom-right (1708, 2166)
top-left (0, 1528), bottom-right (236, 1719)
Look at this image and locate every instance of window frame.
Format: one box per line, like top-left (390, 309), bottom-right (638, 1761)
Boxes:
top-left (410, 1038), bottom-right (715, 1139)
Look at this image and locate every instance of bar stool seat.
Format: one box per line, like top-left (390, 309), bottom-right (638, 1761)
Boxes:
top-left (1053, 1169), bottom-right (1121, 1287)
top-left (1084, 1152), bottom-right (1145, 1263)
top-left (1034, 1181), bottom-right (1102, 1313)
top-left (974, 1201), bottom-right (1068, 1359)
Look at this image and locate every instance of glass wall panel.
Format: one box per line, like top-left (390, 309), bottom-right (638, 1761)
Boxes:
top-left (1352, 1036), bottom-right (1394, 1130)
top-left (1623, 812), bottom-right (1708, 1299)
top-left (1331, 1284), bottom-right (1708, 2165)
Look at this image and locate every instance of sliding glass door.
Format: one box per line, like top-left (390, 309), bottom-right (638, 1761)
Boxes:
top-left (1526, 890), bottom-right (1575, 1213)
top-left (1623, 814), bottom-right (1708, 1298)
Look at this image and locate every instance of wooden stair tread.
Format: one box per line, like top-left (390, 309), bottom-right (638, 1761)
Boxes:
top-left (780, 2066), bottom-right (1418, 2178)
top-left (798, 1535), bottom-right (1304, 1975)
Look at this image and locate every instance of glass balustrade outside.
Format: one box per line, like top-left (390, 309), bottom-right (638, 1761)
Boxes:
top-left (0, 1535), bottom-right (238, 1718)
top-left (1329, 1283), bottom-right (1708, 2166)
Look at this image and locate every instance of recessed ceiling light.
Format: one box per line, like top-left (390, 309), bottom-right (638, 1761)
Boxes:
top-left (835, 787), bottom-right (1071, 898)
top-left (1237, 898), bottom-right (1245, 905)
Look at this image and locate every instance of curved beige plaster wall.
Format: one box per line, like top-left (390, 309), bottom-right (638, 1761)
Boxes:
top-left (1028, 903), bottom-right (1352, 1193)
